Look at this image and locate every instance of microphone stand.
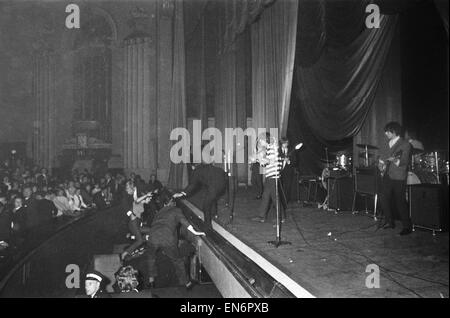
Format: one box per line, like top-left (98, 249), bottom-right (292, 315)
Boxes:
top-left (268, 141), bottom-right (291, 248)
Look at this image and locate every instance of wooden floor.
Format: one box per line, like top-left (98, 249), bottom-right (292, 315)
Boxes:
top-left (214, 188), bottom-right (449, 298)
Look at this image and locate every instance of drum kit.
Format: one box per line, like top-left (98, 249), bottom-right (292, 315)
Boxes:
top-left (320, 143), bottom-right (449, 188)
top-left (408, 149), bottom-right (449, 185)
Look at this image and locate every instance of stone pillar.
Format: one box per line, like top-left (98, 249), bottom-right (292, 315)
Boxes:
top-left (32, 51), bottom-right (56, 170)
top-left (123, 37), bottom-right (154, 179)
top-left (156, 1), bottom-right (174, 184)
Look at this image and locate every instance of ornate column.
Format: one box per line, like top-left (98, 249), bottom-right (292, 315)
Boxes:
top-left (32, 50), bottom-right (57, 170)
top-left (122, 8), bottom-right (156, 179)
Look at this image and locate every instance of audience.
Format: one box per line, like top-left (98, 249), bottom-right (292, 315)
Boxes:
top-left (0, 155), bottom-right (131, 250)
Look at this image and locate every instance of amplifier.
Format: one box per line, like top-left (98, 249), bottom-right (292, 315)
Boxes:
top-left (409, 184), bottom-right (449, 233)
top-left (328, 176), bottom-right (353, 211)
top-left (354, 167), bottom-right (379, 195)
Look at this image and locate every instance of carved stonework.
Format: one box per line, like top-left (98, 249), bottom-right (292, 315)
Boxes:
top-left (160, 0), bottom-right (174, 19)
top-left (127, 6), bottom-right (150, 32)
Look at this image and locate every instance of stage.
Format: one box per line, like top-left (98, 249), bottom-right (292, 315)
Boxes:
top-left (214, 188), bottom-right (449, 298)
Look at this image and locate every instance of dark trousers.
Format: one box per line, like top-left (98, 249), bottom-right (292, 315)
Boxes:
top-left (125, 218), bottom-right (151, 255)
top-left (380, 176), bottom-right (411, 230)
top-left (251, 163), bottom-right (263, 197)
top-left (145, 237), bottom-right (188, 285)
top-left (281, 165), bottom-right (295, 204)
top-left (202, 192), bottom-right (220, 227)
top-left (258, 178), bottom-right (286, 220)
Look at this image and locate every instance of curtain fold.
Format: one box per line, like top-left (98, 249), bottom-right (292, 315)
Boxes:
top-left (295, 14), bottom-right (398, 140)
top-left (167, 0), bottom-right (188, 190)
top-left (251, 0), bottom-right (298, 136)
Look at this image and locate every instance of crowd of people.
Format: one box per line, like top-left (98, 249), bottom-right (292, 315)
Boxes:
top-left (0, 156), bottom-right (164, 252)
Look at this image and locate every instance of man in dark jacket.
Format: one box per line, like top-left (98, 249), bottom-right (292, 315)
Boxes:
top-left (142, 189), bottom-right (205, 288)
top-left (0, 195), bottom-right (12, 244)
top-left (173, 162), bottom-right (227, 228)
top-left (23, 186), bottom-right (40, 230)
top-left (36, 191), bottom-right (58, 221)
top-left (378, 122), bottom-right (412, 235)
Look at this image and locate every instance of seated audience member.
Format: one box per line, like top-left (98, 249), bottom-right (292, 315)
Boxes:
top-left (53, 188), bottom-right (79, 217)
top-left (23, 186), bottom-right (40, 230)
top-left (36, 168), bottom-right (49, 188)
top-left (36, 191), bottom-right (58, 222)
top-left (11, 197), bottom-right (27, 238)
top-left (92, 186), bottom-right (107, 210)
top-left (147, 174), bottom-right (162, 193)
top-left (84, 270), bottom-right (110, 298)
top-left (0, 195), bottom-right (12, 245)
top-left (66, 186), bottom-right (87, 211)
top-left (80, 184), bottom-right (93, 205)
top-left (1, 176), bottom-right (12, 194)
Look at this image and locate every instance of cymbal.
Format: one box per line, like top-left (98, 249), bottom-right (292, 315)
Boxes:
top-left (410, 148), bottom-right (424, 155)
top-left (356, 144), bottom-right (378, 150)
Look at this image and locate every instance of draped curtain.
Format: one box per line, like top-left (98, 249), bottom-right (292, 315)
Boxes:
top-left (251, 0), bottom-right (299, 137)
top-left (288, 0), bottom-right (399, 175)
top-left (295, 1), bottom-right (397, 140)
top-left (167, 0), bottom-right (188, 189)
top-left (434, 0), bottom-right (449, 36)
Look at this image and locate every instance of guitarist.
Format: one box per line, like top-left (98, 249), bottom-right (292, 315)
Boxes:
top-left (378, 122), bottom-right (412, 235)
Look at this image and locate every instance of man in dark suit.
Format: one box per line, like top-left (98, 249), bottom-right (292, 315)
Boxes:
top-left (36, 191), bottom-right (58, 221)
top-left (141, 189), bottom-right (205, 288)
top-left (378, 122), bottom-right (412, 236)
top-left (22, 186), bottom-right (40, 230)
top-left (173, 159), bottom-right (227, 228)
top-left (147, 174), bottom-right (163, 193)
top-left (11, 197), bottom-right (27, 242)
top-left (36, 168), bottom-right (49, 189)
top-left (280, 138), bottom-right (298, 206)
top-left (0, 195), bottom-right (12, 244)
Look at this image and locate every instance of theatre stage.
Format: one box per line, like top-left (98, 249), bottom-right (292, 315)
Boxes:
top-left (213, 188), bottom-right (449, 298)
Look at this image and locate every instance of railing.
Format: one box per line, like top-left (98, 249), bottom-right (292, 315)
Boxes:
top-left (0, 205), bottom-right (120, 297)
top-left (178, 199), bottom-right (315, 298)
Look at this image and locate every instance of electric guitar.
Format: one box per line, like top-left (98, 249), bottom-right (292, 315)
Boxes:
top-left (378, 150), bottom-right (403, 177)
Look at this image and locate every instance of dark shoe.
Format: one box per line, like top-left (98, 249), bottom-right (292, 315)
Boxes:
top-left (399, 228), bottom-right (412, 236)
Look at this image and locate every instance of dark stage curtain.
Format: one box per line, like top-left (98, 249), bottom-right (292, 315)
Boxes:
top-left (434, 0), bottom-right (449, 36)
top-left (288, 0), bottom-right (398, 175)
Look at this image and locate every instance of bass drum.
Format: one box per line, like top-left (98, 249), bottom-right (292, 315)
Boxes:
top-left (407, 170), bottom-right (439, 185)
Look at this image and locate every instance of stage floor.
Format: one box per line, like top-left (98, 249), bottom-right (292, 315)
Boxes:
top-left (215, 188), bottom-right (449, 298)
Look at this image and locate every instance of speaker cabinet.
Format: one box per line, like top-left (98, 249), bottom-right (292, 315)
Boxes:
top-left (409, 184), bottom-right (449, 232)
top-left (354, 167), bottom-right (379, 195)
top-left (328, 177), bottom-right (353, 211)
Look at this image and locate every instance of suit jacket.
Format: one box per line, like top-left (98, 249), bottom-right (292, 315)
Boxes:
top-left (11, 207), bottom-right (26, 233)
top-left (184, 164), bottom-right (227, 197)
top-left (385, 137), bottom-right (411, 181)
top-left (38, 199), bottom-right (58, 220)
top-left (0, 207), bottom-right (12, 241)
top-left (150, 205), bottom-right (190, 247)
top-left (23, 197), bottom-right (40, 230)
top-left (147, 180), bottom-right (163, 192)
